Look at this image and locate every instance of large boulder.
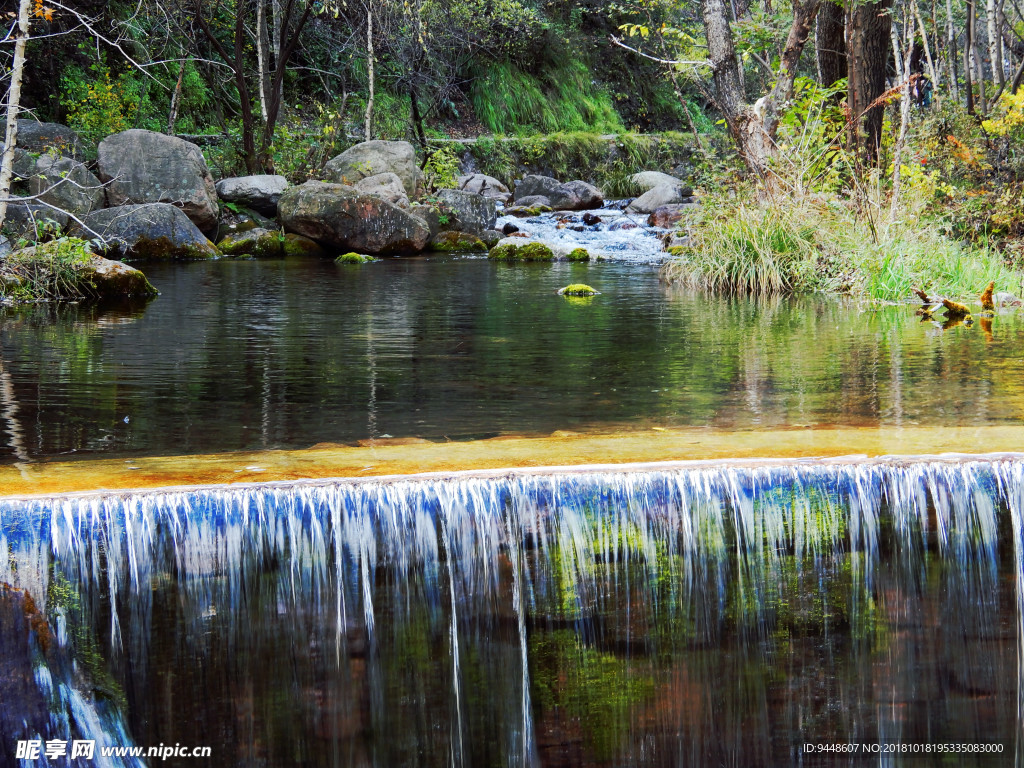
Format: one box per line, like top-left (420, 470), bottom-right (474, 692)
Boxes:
top-left (323, 140), bottom-right (424, 197)
top-left (278, 181), bottom-right (430, 254)
top-left (217, 227), bottom-right (284, 258)
top-left (627, 184), bottom-right (691, 214)
top-left (97, 130), bottom-right (219, 235)
top-left (630, 171), bottom-right (691, 196)
top-left (77, 204), bottom-right (220, 261)
top-left (15, 120), bottom-right (81, 158)
top-left (457, 173), bottom-right (511, 203)
top-left (30, 156), bottom-right (104, 217)
top-left (432, 188), bottom-right (497, 234)
top-left (514, 175), bottom-right (603, 211)
top-left (353, 172), bottom-right (410, 208)
top-left (215, 175), bottom-right (288, 217)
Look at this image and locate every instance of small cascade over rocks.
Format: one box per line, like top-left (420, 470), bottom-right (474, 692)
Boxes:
top-left (495, 203), bottom-right (675, 262)
top-left (3, 455), bottom-right (1024, 765)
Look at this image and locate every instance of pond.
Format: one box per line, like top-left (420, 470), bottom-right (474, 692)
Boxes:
top-left (1, 254), bottom-right (1023, 464)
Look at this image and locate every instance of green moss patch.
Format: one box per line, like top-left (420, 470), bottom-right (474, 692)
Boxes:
top-left (488, 241), bottom-right (556, 261)
top-left (336, 252), bottom-right (377, 264)
top-left (558, 284), bottom-right (600, 296)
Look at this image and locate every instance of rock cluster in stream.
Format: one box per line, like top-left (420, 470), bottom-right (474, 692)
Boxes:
top-left (1, 122), bottom-right (695, 299)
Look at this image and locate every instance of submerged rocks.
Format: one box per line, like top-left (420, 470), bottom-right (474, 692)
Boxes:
top-left (323, 140), bottom-right (424, 197)
top-left (78, 204), bottom-right (220, 261)
top-left (513, 175), bottom-right (603, 211)
top-left (278, 181), bottom-right (430, 254)
top-left (488, 238), bottom-right (591, 262)
top-left (458, 173), bottom-right (511, 203)
top-left (215, 175), bottom-right (288, 217)
top-left (97, 129), bottom-right (220, 235)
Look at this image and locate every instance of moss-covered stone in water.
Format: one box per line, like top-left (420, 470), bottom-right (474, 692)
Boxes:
top-left (281, 233), bottom-right (328, 258)
top-left (488, 241), bottom-right (556, 261)
top-left (217, 228), bottom-right (284, 258)
top-left (566, 248), bottom-right (590, 262)
top-left (336, 252), bottom-right (377, 264)
top-left (558, 283), bottom-right (599, 296)
top-left (429, 231), bottom-right (488, 253)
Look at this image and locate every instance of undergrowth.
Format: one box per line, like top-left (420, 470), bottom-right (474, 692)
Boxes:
top-left (664, 190), bottom-right (1023, 301)
top-left (1, 237), bottom-right (99, 302)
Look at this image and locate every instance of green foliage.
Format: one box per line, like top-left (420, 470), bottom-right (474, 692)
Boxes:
top-left (60, 60), bottom-right (139, 146)
top-left (423, 145), bottom-right (461, 192)
top-left (469, 59), bottom-right (623, 135)
top-left (0, 238), bottom-right (101, 302)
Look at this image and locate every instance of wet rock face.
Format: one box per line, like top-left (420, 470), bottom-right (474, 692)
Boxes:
top-left (97, 130), bottom-right (220, 236)
top-left (0, 585), bottom-right (54, 744)
top-left (323, 140), bottom-right (425, 197)
top-left (215, 175), bottom-right (288, 218)
top-left (78, 204), bottom-right (220, 261)
top-left (431, 188), bottom-right (497, 235)
top-left (279, 181), bottom-right (430, 255)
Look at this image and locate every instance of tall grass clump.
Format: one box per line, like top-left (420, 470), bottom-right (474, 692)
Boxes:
top-left (469, 60), bottom-right (623, 135)
top-left (665, 189), bottom-right (1024, 301)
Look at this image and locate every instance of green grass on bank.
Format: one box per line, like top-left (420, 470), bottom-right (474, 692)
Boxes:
top-left (663, 190), bottom-right (1024, 302)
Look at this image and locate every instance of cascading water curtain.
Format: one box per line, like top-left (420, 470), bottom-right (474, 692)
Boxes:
top-left (1, 457), bottom-right (1022, 767)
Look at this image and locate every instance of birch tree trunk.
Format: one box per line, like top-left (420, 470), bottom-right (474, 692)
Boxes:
top-left (364, 4), bottom-right (375, 141)
top-left (257, 0), bottom-right (271, 122)
top-left (947, 0), bottom-right (960, 99)
top-left (0, 0), bottom-right (32, 230)
top-left (988, 0), bottom-right (1005, 87)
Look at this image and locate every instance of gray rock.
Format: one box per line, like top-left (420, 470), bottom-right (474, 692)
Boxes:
top-left (215, 174), bottom-right (288, 217)
top-left (30, 156), bottom-right (104, 217)
top-left (323, 140), bottom-right (424, 197)
top-left (2, 147), bottom-right (37, 187)
top-left (630, 171), bottom-right (690, 196)
top-left (15, 120), bottom-right (81, 159)
top-left (279, 181), bottom-right (430, 255)
top-left (433, 188), bottom-right (497, 234)
top-left (480, 229), bottom-right (502, 248)
top-left (78, 204), bottom-right (220, 261)
top-left (514, 175), bottom-right (602, 211)
top-left (457, 173), bottom-right (511, 203)
top-left (3, 202), bottom-right (70, 241)
top-left (354, 172), bottom-right (410, 208)
top-left (647, 204), bottom-right (698, 229)
top-left (627, 184), bottom-right (689, 214)
top-left (97, 130), bottom-right (219, 235)
top-left (515, 195), bottom-right (552, 209)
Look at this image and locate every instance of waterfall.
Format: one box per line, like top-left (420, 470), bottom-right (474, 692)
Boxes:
top-left (2, 455), bottom-right (1023, 766)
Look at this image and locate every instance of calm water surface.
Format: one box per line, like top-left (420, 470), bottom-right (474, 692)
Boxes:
top-left (1, 255), bottom-right (1022, 463)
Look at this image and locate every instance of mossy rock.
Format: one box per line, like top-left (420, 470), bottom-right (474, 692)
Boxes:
top-left (217, 227), bottom-right (284, 258)
top-left (336, 252), bottom-right (377, 264)
top-left (429, 231), bottom-right (487, 253)
top-left (558, 284), bottom-right (600, 296)
top-left (488, 241), bottom-right (556, 261)
top-left (565, 248), bottom-right (591, 262)
top-left (282, 233), bottom-right (328, 258)
top-left (503, 205), bottom-right (553, 218)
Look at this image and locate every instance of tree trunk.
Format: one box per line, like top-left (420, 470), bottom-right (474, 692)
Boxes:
top-left (969, 0), bottom-right (988, 113)
top-left (257, 0), bottom-right (271, 122)
top-left (847, 0), bottom-right (893, 162)
top-left (701, 0), bottom-right (821, 176)
top-left (0, 0), bottom-right (32, 230)
top-left (987, 0), bottom-right (1005, 87)
top-left (964, 4), bottom-right (977, 114)
top-left (947, 0), bottom-right (960, 99)
top-left (816, 0), bottom-right (847, 86)
top-left (365, 4), bottom-right (375, 141)
top-left (167, 59), bottom-right (186, 134)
